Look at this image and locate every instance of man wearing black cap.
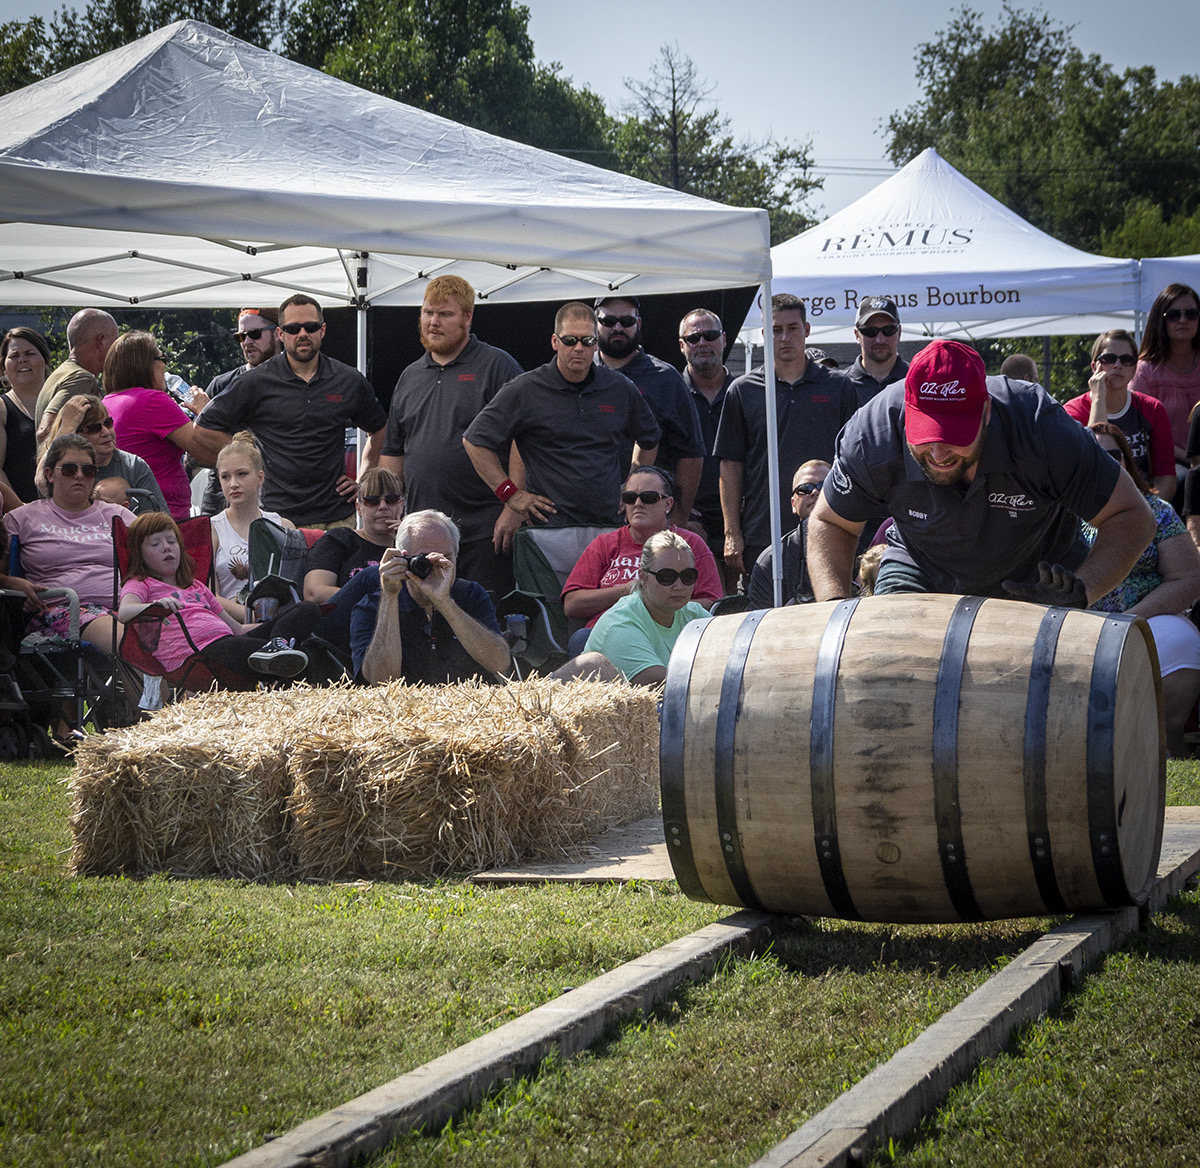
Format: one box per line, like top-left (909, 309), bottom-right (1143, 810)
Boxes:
top-left (847, 295), bottom-right (908, 407)
top-left (595, 295), bottom-right (705, 526)
top-left (807, 338), bottom-right (1155, 604)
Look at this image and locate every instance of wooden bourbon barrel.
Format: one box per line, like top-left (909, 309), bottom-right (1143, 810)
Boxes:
top-left (660, 595), bottom-right (1165, 923)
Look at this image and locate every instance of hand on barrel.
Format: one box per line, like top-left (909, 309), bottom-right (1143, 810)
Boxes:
top-left (1002, 561), bottom-right (1088, 608)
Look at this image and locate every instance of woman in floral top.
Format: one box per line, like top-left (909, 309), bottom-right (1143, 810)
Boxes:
top-left (1086, 423), bottom-right (1200, 755)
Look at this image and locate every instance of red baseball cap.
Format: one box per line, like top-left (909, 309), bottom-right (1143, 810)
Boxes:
top-left (904, 340), bottom-right (989, 447)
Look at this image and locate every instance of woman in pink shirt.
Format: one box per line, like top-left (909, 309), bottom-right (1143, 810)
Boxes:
top-left (102, 331), bottom-right (214, 521)
top-left (1130, 283), bottom-right (1200, 479)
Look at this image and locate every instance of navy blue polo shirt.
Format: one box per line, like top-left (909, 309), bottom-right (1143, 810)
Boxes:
top-left (463, 359), bottom-right (661, 527)
top-left (609, 348), bottom-right (705, 477)
top-left (198, 351), bottom-right (387, 525)
top-left (845, 354), bottom-right (909, 408)
top-left (713, 360), bottom-right (858, 547)
top-left (383, 336), bottom-right (522, 544)
top-left (824, 376), bottom-right (1121, 596)
top-left (349, 572), bottom-right (503, 684)
top-left (684, 367), bottom-right (735, 520)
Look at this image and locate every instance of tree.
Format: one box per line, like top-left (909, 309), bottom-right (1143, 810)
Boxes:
top-left (1101, 199), bottom-right (1200, 259)
top-left (614, 45), bottom-right (821, 244)
top-left (283, 0), bottom-right (616, 164)
top-left (886, 6), bottom-right (1200, 252)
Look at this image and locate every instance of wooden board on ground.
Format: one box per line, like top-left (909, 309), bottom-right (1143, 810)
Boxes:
top-left (471, 815), bottom-right (671, 883)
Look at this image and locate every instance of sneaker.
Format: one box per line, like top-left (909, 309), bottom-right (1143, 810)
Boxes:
top-left (248, 637), bottom-right (309, 678)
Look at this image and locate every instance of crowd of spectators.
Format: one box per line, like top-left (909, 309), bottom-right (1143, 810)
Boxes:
top-left (3, 277), bottom-right (1200, 748)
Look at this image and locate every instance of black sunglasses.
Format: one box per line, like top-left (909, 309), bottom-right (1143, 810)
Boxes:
top-left (1096, 353), bottom-right (1137, 367)
top-left (681, 328), bottom-right (723, 344)
top-left (647, 567), bottom-right (698, 586)
top-left (280, 321), bottom-right (323, 335)
top-left (360, 493), bottom-right (402, 506)
top-left (55, 461), bottom-right (97, 478)
top-left (621, 490), bottom-right (668, 506)
top-left (1104, 447), bottom-right (1123, 461)
top-left (858, 325), bottom-right (898, 338)
top-left (792, 481), bottom-right (825, 497)
top-left (557, 334), bottom-right (597, 348)
top-left (1164, 307), bottom-right (1200, 323)
top-left (80, 418), bottom-right (116, 435)
top-left (235, 327), bottom-right (272, 341)
top-left (598, 313), bottom-right (638, 328)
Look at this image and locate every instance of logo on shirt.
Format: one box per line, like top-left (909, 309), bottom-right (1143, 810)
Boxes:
top-left (458, 373), bottom-right (476, 382)
top-left (598, 403), bottom-right (616, 414)
top-left (830, 460), bottom-right (852, 495)
top-left (811, 394), bottom-right (830, 403)
top-left (326, 394), bottom-right (343, 403)
top-left (989, 491), bottom-right (1036, 517)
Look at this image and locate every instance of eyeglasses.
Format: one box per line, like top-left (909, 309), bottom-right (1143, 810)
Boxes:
top-left (280, 321), bottom-right (323, 335)
top-left (681, 329), bottom-right (723, 345)
top-left (621, 490), bottom-right (668, 506)
top-left (1096, 353), bottom-right (1137, 367)
top-left (80, 418), bottom-right (116, 435)
top-left (54, 461), bottom-right (97, 478)
top-left (858, 325), bottom-right (898, 339)
top-left (360, 493), bottom-right (402, 506)
top-left (235, 328), bottom-right (272, 341)
top-left (556, 334), bottom-right (597, 348)
top-left (792, 481), bottom-right (825, 497)
top-left (647, 567), bottom-right (698, 586)
top-left (598, 313), bottom-right (638, 329)
top-left (1165, 307), bottom-right (1199, 323)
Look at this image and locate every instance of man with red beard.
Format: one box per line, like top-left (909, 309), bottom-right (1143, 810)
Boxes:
top-left (379, 276), bottom-right (522, 596)
top-left (807, 339), bottom-right (1154, 604)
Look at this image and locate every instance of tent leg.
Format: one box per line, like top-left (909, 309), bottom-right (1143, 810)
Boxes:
top-left (760, 281), bottom-right (783, 609)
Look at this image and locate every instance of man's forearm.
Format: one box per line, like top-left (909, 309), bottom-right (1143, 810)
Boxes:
top-left (719, 460), bottom-right (743, 538)
top-left (435, 597), bottom-right (510, 675)
top-left (807, 512), bottom-right (863, 601)
top-left (673, 456), bottom-right (702, 525)
top-left (361, 597), bottom-right (405, 684)
top-left (463, 438), bottom-right (507, 491)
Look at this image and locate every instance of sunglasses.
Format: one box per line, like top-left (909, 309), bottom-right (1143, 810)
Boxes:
top-left (557, 334), bottom-right (597, 348)
top-left (54, 461), bottom-right (97, 478)
top-left (858, 325), bottom-right (898, 338)
top-left (280, 321), bottom-right (323, 335)
top-left (621, 490), bottom-right (668, 506)
top-left (1165, 307), bottom-right (1200, 323)
top-left (235, 328), bottom-right (272, 341)
top-left (1103, 447), bottom-right (1123, 461)
top-left (360, 493), bottom-right (402, 506)
top-left (1096, 353), bottom-right (1137, 367)
top-left (792, 481), bottom-right (825, 497)
top-left (647, 567), bottom-right (698, 586)
top-left (80, 418), bottom-right (116, 435)
top-left (598, 313), bottom-right (638, 328)
top-left (681, 328), bottom-right (723, 344)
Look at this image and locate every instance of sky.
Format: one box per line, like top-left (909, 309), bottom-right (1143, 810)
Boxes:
top-left (0, 0), bottom-right (1197, 220)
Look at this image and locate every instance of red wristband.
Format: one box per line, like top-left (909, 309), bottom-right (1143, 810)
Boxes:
top-left (494, 478), bottom-right (519, 503)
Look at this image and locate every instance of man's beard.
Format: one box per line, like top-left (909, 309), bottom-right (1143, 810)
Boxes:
top-left (598, 329), bottom-right (640, 360)
top-left (420, 327), bottom-right (465, 356)
top-left (908, 421), bottom-right (986, 486)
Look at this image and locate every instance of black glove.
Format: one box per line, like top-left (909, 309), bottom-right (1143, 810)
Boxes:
top-left (1001, 561), bottom-right (1088, 608)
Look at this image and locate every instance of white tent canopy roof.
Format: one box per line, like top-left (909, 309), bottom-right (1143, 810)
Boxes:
top-left (0, 20), bottom-right (769, 307)
top-left (758, 148), bottom-right (1140, 342)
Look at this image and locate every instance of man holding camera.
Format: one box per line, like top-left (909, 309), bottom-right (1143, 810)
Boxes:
top-left (351, 509), bottom-right (510, 685)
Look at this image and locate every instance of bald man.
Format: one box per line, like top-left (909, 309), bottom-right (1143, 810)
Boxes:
top-left (36, 309), bottom-right (119, 442)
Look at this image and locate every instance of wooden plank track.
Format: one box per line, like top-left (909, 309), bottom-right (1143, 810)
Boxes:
top-left (751, 815), bottom-right (1200, 1168)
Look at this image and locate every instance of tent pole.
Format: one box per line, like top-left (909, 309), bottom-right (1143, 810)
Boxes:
top-left (760, 281), bottom-right (783, 608)
top-left (355, 253), bottom-right (369, 470)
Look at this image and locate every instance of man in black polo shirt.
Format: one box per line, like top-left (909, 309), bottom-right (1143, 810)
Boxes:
top-left (379, 276), bottom-right (522, 596)
top-left (807, 339), bottom-right (1155, 603)
top-left (679, 307), bottom-right (737, 592)
top-left (595, 295), bottom-right (704, 526)
top-left (462, 302), bottom-right (660, 532)
top-left (195, 294), bottom-right (388, 528)
top-left (714, 292), bottom-right (858, 581)
top-left (846, 295), bottom-right (909, 408)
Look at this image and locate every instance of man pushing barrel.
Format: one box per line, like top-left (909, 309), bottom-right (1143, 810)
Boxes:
top-left (807, 339), bottom-right (1155, 603)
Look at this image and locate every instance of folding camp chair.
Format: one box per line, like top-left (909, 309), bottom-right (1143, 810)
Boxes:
top-left (495, 524), bottom-right (618, 675)
top-left (245, 518), bottom-right (324, 615)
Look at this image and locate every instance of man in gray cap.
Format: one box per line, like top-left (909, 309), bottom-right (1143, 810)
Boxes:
top-left (846, 295), bottom-right (907, 407)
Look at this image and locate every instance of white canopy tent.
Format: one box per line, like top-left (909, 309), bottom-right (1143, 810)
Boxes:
top-left (0, 21), bottom-right (796, 602)
top-left (1140, 256), bottom-right (1200, 314)
top-left (753, 148), bottom-right (1140, 343)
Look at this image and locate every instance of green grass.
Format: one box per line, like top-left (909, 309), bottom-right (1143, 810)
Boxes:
top-left (1, 761), bottom-right (1196, 1168)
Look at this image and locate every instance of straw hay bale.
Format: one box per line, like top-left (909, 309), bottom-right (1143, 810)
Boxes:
top-left (67, 679), bottom-right (660, 881)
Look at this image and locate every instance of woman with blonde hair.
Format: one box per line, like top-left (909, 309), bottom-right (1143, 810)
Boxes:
top-left (210, 430), bottom-right (293, 620)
